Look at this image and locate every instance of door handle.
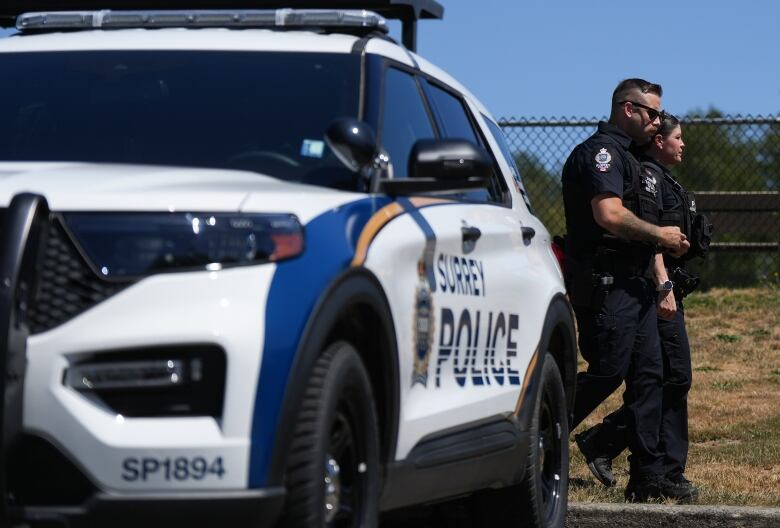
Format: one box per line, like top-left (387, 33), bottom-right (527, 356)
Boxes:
top-left (461, 225), bottom-right (481, 254)
top-left (521, 226), bottom-right (536, 244)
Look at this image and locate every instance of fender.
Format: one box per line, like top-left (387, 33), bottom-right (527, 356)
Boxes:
top-left (265, 268), bottom-right (399, 486)
top-left (515, 293), bottom-right (577, 431)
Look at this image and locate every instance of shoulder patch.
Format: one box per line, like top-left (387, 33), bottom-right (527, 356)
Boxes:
top-left (641, 169), bottom-right (658, 196)
top-left (594, 147), bottom-right (612, 172)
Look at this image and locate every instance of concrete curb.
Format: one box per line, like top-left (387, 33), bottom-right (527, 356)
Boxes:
top-left (566, 502), bottom-right (780, 528)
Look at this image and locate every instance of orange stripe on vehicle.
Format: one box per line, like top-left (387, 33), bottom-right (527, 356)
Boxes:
top-left (514, 347), bottom-right (541, 415)
top-left (408, 197), bottom-right (454, 208)
top-left (351, 202), bottom-right (405, 267)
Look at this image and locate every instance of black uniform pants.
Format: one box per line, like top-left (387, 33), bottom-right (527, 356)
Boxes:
top-left (585, 302), bottom-right (692, 478)
top-left (572, 276), bottom-right (664, 477)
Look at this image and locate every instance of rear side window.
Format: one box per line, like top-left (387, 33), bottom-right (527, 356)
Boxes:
top-left (426, 83), bottom-right (481, 145)
top-left (484, 118), bottom-right (534, 213)
top-left (379, 68), bottom-right (436, 179)
top-left (425, 82), bottom-right (506, 205)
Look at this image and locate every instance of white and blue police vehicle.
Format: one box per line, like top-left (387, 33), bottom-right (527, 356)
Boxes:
top-left (0, 1), bottom-right (577, 526)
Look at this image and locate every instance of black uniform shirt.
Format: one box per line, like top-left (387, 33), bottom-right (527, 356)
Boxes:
top-left (561, 121), bottom-right (644, 260)
top-left (642, 156), bottom-right (685, 268)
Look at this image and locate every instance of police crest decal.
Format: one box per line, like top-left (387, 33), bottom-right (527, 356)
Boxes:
top-left (412, 259), bottom-right (434, 387)
top-left (595, 148), bottom-right (612, 172)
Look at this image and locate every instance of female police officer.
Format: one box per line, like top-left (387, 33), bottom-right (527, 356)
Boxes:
top-left (575, 113), bottom-right (712, 503)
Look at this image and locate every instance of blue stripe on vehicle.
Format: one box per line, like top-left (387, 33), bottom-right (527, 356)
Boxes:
top-left (248, 196), bottom-right (389, 487)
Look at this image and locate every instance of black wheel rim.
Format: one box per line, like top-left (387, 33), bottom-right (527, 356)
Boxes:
top-left (325, 400), bottom-right (367, 528)
top-left (538, 388), bottom-right (564, 522)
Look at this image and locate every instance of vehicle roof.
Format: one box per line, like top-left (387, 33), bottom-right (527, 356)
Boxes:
top-left (0, 27), bottom-right (493, 120)
top-left (0, 27), bottom-right (362, 53)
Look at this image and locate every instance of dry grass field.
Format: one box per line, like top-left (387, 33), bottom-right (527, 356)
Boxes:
top-left (570, 287), bottom-right (780, 506)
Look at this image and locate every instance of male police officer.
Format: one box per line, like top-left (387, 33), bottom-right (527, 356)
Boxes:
top-left (561, 78), bottom-right (690, 501)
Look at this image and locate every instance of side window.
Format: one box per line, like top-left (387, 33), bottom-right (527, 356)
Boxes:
top-left (380, 68), bottom-right (436, 179)
top-left (426, 83), bottom-right (481, 145)
top-left (484, 118), bottom-right (535, 214)
top-left (426, 82), bottom-right (504, 204)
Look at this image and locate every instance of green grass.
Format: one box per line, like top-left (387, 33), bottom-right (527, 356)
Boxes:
top-left (711, 380), bottom-right (743, 391)
top-left (694, 365), bottom-right (721, 373)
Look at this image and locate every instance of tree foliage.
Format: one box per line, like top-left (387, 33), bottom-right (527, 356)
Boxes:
top-left (672, 108), bottom-right (774, 192)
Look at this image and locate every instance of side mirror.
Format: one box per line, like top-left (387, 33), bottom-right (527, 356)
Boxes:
top-left (409, 139), bottom-right (492, 181)
top-left (324, 118), bottom-right (378, 172)
top-left (379, 139), bottom-right (490, 195)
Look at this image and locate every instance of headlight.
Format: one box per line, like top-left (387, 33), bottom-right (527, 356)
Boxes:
top-left (63, 212), bottom-right (304, 279)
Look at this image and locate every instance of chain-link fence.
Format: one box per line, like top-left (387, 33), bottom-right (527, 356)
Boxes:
top-left (499, 115), bottom-right (780, 288)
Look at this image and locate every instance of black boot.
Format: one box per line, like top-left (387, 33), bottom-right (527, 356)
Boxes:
top-left (624, 474), bottom-right (661, 502)
top-left (625, 474), bottom-right (698, 503)
top-left (575, 425), bottom-right (617, 487)
top-left (665, 474), bottom-right (699, 504)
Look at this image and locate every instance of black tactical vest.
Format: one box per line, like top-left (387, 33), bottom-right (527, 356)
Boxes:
top-left (658, 170), bottom-right (713, 260)
top-left (589, 152), bottom-right (658, 278)
top-left (624, 162), bottom-right (661, 227)
top-left (596, 155), bottom-right (660, 258)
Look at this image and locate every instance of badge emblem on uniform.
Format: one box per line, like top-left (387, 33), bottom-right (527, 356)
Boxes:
top-left (412, 259), bottom-right (434, 387)
top-left (690, 199), bottom-right (697, 213)
top-left (594, 148), bottom-right (612, 172)
top-left (642, 171), bottom-right (658, 196)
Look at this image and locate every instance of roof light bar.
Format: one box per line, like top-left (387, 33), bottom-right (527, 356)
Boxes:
top-left (16, 8), bottom-right (389, 32)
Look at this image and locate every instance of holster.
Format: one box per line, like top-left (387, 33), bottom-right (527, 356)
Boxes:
top-left (688, 212), bottom-right (714, 259)
top-left (565, 256), bottom-right (613, 311)
top-left (670, 266), bottom-right (700, 298)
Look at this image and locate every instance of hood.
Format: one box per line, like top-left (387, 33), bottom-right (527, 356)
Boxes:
top-left (0, 162), bottom-right (363, 224)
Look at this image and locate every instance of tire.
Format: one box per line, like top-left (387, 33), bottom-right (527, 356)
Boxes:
top-left (518, 353), bottom-right (569, 528)
top-left (282, 341), bottom-right (380, 528)
top-left (466, 353), bottom-right (569, 528)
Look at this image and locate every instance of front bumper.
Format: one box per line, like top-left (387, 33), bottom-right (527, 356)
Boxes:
top-left (10, 487), bottom-right (285, 528)
top-left (24, 264), bottom-right (276, 493)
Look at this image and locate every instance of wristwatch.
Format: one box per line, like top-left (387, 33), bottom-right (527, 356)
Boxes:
top-left (656, 280), bottom-right (674, 292)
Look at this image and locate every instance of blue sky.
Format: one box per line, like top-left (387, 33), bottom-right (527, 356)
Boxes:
top-left (399, 0), bottom-right (780, 120)
top-left (3, 1), bottom-right (778, 120)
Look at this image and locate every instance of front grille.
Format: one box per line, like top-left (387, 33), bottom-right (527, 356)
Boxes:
top-left (27, 217), bottom-right (130, 334)
top-left (0, 208), bottom-right (134, 335)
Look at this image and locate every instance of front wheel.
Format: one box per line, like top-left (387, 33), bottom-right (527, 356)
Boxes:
top-left (282, 341), bottom-right (380, 528)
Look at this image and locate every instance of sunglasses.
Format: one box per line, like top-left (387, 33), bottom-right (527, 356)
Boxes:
top-left (618, 100), bottom-right (663, 121)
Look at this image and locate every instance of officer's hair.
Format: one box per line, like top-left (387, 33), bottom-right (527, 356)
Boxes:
top-left (657, 112), bottom-right (681, 138)
top-left (611, 78), bottom-right (663, 106)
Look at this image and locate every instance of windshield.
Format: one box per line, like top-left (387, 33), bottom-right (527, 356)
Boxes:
top-left (0, 51), bottom-right (361, 190)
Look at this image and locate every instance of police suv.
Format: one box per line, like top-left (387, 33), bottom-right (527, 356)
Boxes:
top-left (0, 1), bottom-right (576, 526)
